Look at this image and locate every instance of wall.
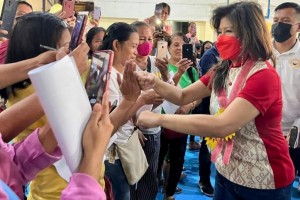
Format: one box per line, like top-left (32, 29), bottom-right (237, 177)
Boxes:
top-left (94, 0), bottom-right (288, 41)
top-left (0, 0), bottom-right (295, 42)
top-left (26, 0), bottom-right (52, 11)
top-left (99, 17), bottom-right (138, 29)
top-left (0, 0), bottom-right (52, 13)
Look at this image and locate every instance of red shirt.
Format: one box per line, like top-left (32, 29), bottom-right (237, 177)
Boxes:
top-left (200, 61), bottom-right (294, 189)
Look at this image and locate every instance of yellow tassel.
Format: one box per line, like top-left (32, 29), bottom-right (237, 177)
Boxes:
top-left (205, 108), bottom-right (236, 150)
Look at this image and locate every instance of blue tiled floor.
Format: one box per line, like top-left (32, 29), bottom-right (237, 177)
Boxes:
top-left (156, 141), bottom-right (300, 200)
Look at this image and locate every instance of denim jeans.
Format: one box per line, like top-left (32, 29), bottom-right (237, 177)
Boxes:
top-left (214, 171), bottom-right (292, 200)
top-left (105, 159), bottom-right (130, 200)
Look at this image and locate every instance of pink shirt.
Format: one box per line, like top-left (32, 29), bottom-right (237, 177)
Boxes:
top-left (0, 129), bottom-right (61, 199)
top-left (61, 173), bottom-right (106, 199)
top-left (0, 40), bottom-right (8, 64)
top-left (0, 129), bottom-right (106, 199)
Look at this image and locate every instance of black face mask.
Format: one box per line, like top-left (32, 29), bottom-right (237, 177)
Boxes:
top-left (271, 22), bottom-right (292, 43)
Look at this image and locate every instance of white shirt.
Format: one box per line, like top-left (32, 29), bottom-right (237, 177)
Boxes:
top-left (109, 67), bottom-right (135, 144)
top-left (136, 56), bottom-right (162, 135)
top-left (274, 39), bottom-right (300, 134)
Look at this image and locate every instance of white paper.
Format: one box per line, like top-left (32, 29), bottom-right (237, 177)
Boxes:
top-left (28, 56), bottom-right (91, 173)
top-left (162, 71), bottom-right (181, 114)
top-left (53, 157), bottom-right (72, 181)
top-left (161, 100), bottom-right (180, 114)
top-left (54, 134), bottom-right (118, 182)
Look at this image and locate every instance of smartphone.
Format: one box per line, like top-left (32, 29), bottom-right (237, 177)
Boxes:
top-left (62, 0), bottom-right (75, 19)
top-left (75, 1), bottom-right (94, 12)
top-left (154, 4), bottom-right (163, 32)
top-left (85, 50), bottom-right (114, 106)
top-left (93, 6), bottom-right (101, 20)
top-left (182, 44), bottom-right (194, 61)
top-left (156, 40), bottom-right (168, 60)
top-left (289, 126), bottom-right (299, 148)
top-left (69, 14), bottom-right (88, 50)
top-left (0, 0), bottom-right (19, 38)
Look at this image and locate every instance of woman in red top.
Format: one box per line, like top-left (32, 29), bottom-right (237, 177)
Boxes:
top-left (136, 2), bottom-right (294, 200)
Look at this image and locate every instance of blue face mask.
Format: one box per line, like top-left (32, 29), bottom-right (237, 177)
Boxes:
top-left (271, 22), bottom-right (292, 43)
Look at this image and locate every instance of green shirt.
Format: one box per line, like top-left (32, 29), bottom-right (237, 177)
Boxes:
top-left (168, 63), bottom-right (199, 88)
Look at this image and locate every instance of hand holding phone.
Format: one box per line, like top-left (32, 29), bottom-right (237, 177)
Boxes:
top-left (69, 14), bottom-right (88, 50)
top-left (62, 0), bottom-right (75, 19)
top-left (0, 0), bottom-right (19, 38)
top-left (182, 44), bottom-right (194, 61)
top-left (85, 50), bottom-right (114, 107)
top-left (93, 6), bottom-right (101, 20)
top-left (156, 40), bottom-right (168, 60)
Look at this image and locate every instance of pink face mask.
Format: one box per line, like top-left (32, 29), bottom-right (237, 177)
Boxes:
top-left (137, 41), bottom-right (153, 56)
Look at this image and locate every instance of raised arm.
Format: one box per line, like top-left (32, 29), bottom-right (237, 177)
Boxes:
top-left (0, 94), bottom-right (43, 142)
top-left (137, 71), bottom-right (211, 106)
top-left (109, 60), bottom-right (141, 133)
top-left (0, 43), bottom-right (89, 90)
top-left (0, 51), bottom-right (57, 89)
top-left (138, 97), bottom-right (259, 138)
top-left (138, 69), bottom-right (278, 137)
top-left (0, 125), bottom-right (61, 187)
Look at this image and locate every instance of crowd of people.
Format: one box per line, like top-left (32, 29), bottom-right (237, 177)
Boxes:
top-left (0, 1), bottom-right (299, 200)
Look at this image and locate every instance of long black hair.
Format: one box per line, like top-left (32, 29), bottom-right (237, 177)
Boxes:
top-left (0, 12), bottom-right (68, 99)
top-left (200, 40), bottom-right (212, 58)
top-left (86, 26), bottom-right (106, 57)
top-left (210, 2), bottom-right (274, 93)
top-left (101, 22), bottom-right (137, 51)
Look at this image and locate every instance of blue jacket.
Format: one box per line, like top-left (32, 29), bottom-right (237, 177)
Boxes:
top-left (198, 46), bottom-right (219, 76)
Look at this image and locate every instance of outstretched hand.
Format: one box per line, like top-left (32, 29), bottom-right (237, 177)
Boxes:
top-left (137, 110), bottom-right (160, 128)
top-left (140, 89), bottom-right (163, 105)
top-left (119, 59), bottom-right (141, 102)
top-left (136, 71), bottom-right (158, 91)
